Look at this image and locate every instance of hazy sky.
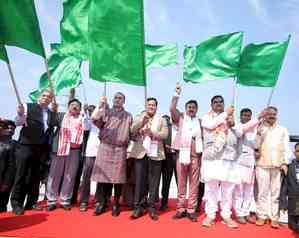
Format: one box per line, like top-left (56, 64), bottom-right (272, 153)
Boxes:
top-left (0, 0), bottom-right (298, 134)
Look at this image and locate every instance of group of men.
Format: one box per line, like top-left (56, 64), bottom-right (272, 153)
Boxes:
top-left (0, 84), bottom-right (294, 230)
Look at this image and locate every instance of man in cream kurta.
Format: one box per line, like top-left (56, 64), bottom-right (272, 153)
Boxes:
top-left (201, 95), bottom-right (239, 228)
top-left (255, 106), bottom-right (291, 228)
top-left (130, 97), bottom-right (168, 221)
top-left (170, 84), bottom-right (203, 222)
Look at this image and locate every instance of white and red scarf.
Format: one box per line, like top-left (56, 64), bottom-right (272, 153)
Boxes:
top-left (57, 113), bottom-right (84, 156)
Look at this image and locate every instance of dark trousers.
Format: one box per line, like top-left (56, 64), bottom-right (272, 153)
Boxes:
top-left (0, 189), bottom-right (12, 212)
top-left (197, 182), bottom-right (205, 209)
top-left (161, 152), bottom-right (177, 205)
top-left (95, 183), bottom-right (121, 205)
top-left (134, 157), bottom-right (162, 209)
top-left (288, 215), bottom-right (299, 233)
top-left (79, 156), bottom-right (96, 204)
top-left (10, 144), bottom-right (47, 209)
top-left (71, 155), bottom-right (84, 204)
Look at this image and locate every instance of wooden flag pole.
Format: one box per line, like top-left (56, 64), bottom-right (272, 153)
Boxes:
top-left (6, 62), bottom-right (22, 105)
top-left (144, 84), bottom-right (147, 107)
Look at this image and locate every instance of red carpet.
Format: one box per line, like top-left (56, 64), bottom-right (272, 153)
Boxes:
top-left (0, 200), bottom-right (297, 238)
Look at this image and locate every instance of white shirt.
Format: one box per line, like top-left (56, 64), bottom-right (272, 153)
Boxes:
top-left (84, 118), bottom-right (100, 157)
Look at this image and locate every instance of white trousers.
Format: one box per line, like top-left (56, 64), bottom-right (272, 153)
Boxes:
top-left (204, 180), bottom-right (236, 219)
top-left (233, 182), bottom-right (254, 217)
top-left (255, 167), bottom-right (281, 221)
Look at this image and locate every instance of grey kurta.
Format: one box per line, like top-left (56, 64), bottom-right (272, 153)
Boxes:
top-left (91, 106), bottom-right (132, 184)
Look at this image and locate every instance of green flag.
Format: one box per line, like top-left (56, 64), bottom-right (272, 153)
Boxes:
top-left (0, 0), bottom-right (45, 57)
top-left (89, 0), bottom-right (146, 86)
top-left (184, 32), bottom-right (243, 83)
top-left (58, 0), bottom-right (91, 60)
top-left (237, 36), bottom-right (290, 87)
top-left (0, 42), bottom-right (9, 63)
top-left (145, 44), bottom-right (178, 68)
top-left (29, 44), bottom-right (82, 102)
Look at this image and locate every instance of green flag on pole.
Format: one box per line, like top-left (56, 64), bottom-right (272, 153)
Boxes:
top-left (29, 44), bottom-right (82, 102)
top-left (183, 32), bottom-right (243, 83)
top-left (145, 44), bottom-right (178, 68)
top-left (58, 0), bottom-right (91, 60)
top-left (0, 41), bottom-right (9, 63)
top-left (0, 0), bottom-right (45, 57)
top-left (237, 36), bottom-right (290, 87)
top-left (89, 0), bottom-right (146, 86)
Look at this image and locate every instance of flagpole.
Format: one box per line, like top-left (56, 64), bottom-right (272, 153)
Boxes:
top-left (144, 84), bottom-right (147, 107)
top-left (103, 81), bottom-right (107, 97)
top-left (31, 2), bottom-right (57, 104)
top-left (6, 62), bottom-right (22, 104)
top-left (267, 87), bottom-right (275, 107)
top-left (81, 80), bottom-right (88, 104)
top-left (232, 77), bottom-right (238, 119)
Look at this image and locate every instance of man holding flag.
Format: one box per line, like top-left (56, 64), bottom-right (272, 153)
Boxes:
top-left (10, 90), bottom-right (58, 215)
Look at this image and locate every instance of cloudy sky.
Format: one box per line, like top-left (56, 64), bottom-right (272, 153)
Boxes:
top-left (0, 0), bottom-right (298, 134)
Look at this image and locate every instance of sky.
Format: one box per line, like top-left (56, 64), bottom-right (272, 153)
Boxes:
top-left (0, 0), bottom-right (299, 135)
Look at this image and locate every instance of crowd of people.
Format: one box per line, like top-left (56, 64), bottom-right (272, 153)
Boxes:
top-left (0, 85), bottom-right (298, 233)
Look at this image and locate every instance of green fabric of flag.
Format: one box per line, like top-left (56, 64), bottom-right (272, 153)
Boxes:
top-left (29, 44), bottom-right (82, 102)
top-left (0, 41), bottom-right (9, 63)
top-left (184, 32), bottom-right (243, 83)
top-left (145, 44), bottom-right (178, 68)
top-left (58, 0), bottom-right (91, 60)
top-left (237, 36), bottom-right (290, 87)
top-left (89, 0), bottom-right (146, 86)
top-left (0, 0), bottom-right (45, 57)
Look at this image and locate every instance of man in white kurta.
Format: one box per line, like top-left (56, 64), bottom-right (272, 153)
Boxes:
top-left (201, 95), bottom-right (239, 228)
top-left (233, 108), bottom-right (266, 224)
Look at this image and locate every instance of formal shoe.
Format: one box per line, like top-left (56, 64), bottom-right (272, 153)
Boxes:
top-left (112, 203), bottom-right (121, 217)
top-left (149, 208), bottom-right (159, 221)
top-left (159, 204), bottom-right (168, 212)
top-left (187, 212), bottom-right (198, 222)
top-left (222, 217), bottom-right (239, 229)
top-left (245, 215), bottom-right (256, 224)
top-left (256, 218), bottom-right (266, 226)
top-left (25, 204), bottom-right (43, 211)
top-left (236, 216), bottom-right (247, 224)
top-left (61, 204), bottom-right (71, 211)
top-left (172, 210), bottom-right (187, 220)
top-left (46, 204), bottom-right (57, 211)
top-left (271, 220), bottom-right (280, 229)
top-left (202, 216), bottom-right (215, 227)
top-left (79, 203), bottom-right (87, 212)
top-left (93, 204), bottom-right (106, 216)
top-left (130, 208), bottom-right (143, 219)
top-left (12, 206), bottom-right (24, 216)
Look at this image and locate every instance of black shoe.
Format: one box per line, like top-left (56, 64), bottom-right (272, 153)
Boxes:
top-left (187, 212), bottom-right (198, 222)
top-left (93, 204), bottom-right (106, 216)
top-left (79, 203), bottom-right (87, 212)
top-left (159, 203), bottom-right (168, 212)
top-left (12, 206), bottom-right (24, 216)
top-left (130, 207), bottom-right (143, 219)
top-left (112, 203), bottom-right (121, 217)
top-left (172, 210), bottom-right (187, 220)
top-left (149, 208), bottom-right (159, 221)
top-left (61, 204), bottom-right (71, 211)
top-left (46, 204), bottom-right (57, 211)
top-left (25, 203), bottom-right (43, 211)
